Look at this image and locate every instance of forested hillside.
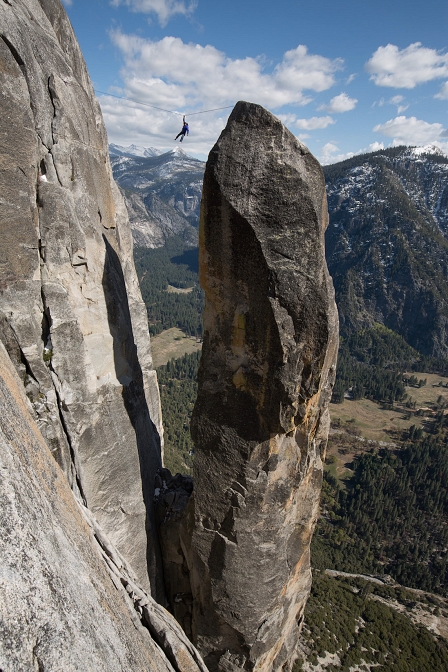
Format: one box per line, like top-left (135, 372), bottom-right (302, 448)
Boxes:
top-left (134, 239), bottom-right (203, 338)
top-left (157, 351), bottom-right (199, 474)
top-left (313, 435), bottom-right (448, 595)
top-left (294, 572), bottom-right (448, 671)
top-left (324, 146), bottom-right (448, 358)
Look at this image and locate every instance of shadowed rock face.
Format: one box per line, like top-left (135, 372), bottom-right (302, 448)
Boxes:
top-left (0, 340), bottom-right (201, 672)
top-left (0, 0), bottom-right (163, 595)
top-left (188, 102), bottom-right (339, 671)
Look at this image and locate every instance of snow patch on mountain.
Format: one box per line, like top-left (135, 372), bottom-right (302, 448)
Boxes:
top-left (410, 145), bottom-right (447, 158)
top-left (109, 143), bottom-right (163, 158)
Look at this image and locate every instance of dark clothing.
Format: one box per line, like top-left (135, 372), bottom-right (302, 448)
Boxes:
top-left (175, 122), bottom-right (189, 142)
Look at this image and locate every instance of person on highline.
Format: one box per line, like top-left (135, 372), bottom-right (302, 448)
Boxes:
top-left (175, 116), bottom-right (189, 142)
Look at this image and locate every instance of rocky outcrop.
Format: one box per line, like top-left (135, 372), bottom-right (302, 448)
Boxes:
top-left (0, 0), bottom-right (162, 595)
top-left (0, 340), bottom-right (208, 672)
top-left (185, 102), bottom-right (338, 671)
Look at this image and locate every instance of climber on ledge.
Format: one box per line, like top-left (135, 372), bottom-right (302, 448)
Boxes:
top-left (174, 116), bottom-right (189, 142)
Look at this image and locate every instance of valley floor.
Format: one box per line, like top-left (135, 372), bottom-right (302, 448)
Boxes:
top-left (151, 327), bottom-right (202, 367)
top-left (295, 570), bottom-right (448, 672)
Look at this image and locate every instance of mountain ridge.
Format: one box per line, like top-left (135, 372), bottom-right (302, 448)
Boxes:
top-left (111, 146), bottom-right (205, 248)
top-left (324, 144), bottom-right (448, 358)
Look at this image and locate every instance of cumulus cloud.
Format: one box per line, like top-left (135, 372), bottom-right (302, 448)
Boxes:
top-left (318, 143), bottom-right (353, 165)
top-left (435, 82), bottom-right (448, 99)
top-left (103, 32), bottom-right (343, 155)
top-left (373, 115), bottom-right (446, 144)
top-left (295, 116), bottom-right (335, 130)
top-left (373, 116), bottom-right (448, 154)
top-left (109, 31), bottom-right (343, 111)
top-left (366, 43), bottom-right (448, 88)
top-left (319, 92), bottom-right (358, 113)
top-left (110, 0), bottom-right (196, 25)
top-left (367, 141), bottom-right (385, 153)
top-left (318, 141), bottom-right (385, 165)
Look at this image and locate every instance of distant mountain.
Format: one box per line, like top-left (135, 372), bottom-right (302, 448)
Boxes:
top-left (111, 141), bottom-right (448, 359)
top-left (109, 143), bottom-right (163, 158)
top-left (110, 147), bottom-right (205, 248)
top-left (324, 145), bottom-right (448, 358)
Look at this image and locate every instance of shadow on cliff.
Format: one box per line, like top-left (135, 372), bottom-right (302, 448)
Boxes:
top-left (102, 234), bottom-right (165, 602)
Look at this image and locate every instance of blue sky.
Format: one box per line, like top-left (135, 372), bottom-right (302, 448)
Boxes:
top-left (63, 0), bottom-right (448, 163)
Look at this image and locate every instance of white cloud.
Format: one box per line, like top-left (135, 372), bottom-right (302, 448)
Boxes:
top-left (277, 113), bottom-right (299, 126)
top-left (110, 0), bottom-right (196, 25)
top-left (110, 32), bottom-right (343, 110)
top-left (295, 116), bottom-right (335, 130)
top-left (109, 31), bottom-right (343, 113)
top-left (373, 115), bottom-right (448, 153)
top-left (366, 43), bottom-right (448, 88)
top-left (104, 32), bottom-right (343, 155)
top-left (388, 95), bottom-right (408, 113)
top-left (367, 141), bottom-right (385, 153)
top-left (61, 0), bottom-right (72, 5)
top-left (318, 142), bottom-right (353, 165)
top-left (376, 95), bottom-right (408, 113)
top-left (318, 141), bottom-right (385, 165)
top-left (319, 92), bottom-right (358, 113)
top-left (346, 74), bottom-right (356, 85)
top-left (435, 82), bottom-right (448, 99)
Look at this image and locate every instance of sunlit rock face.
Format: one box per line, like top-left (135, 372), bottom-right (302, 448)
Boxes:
top-left (0, 0), bottom-right (163, 594)
top-left (0, 340), bottom-right (185, 672)
top-left (188, 101), bottom-right (339, 671)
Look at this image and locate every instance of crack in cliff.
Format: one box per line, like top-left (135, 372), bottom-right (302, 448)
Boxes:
top-left (47, 76), bottom-right (60, 146)
top-left (1, 34), bottom-right (25, 73)
top-left (32, 640), bottom-right (44, 672)
top-left (48, 361), bottom-right (87, 505)
top-left (36, 179), bottom-right (86, 502)
top-left (81, 500), bottom-right (208, 672)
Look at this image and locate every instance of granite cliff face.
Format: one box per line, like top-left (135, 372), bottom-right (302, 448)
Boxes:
top-left (161, 102), bottom-right (338, 671)
top-left (0, 0), bottom-right (163, 596)
top-left (0, 340), bottom-right (208, 672)
top-left (0, 1), bottom-right (213, 669)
